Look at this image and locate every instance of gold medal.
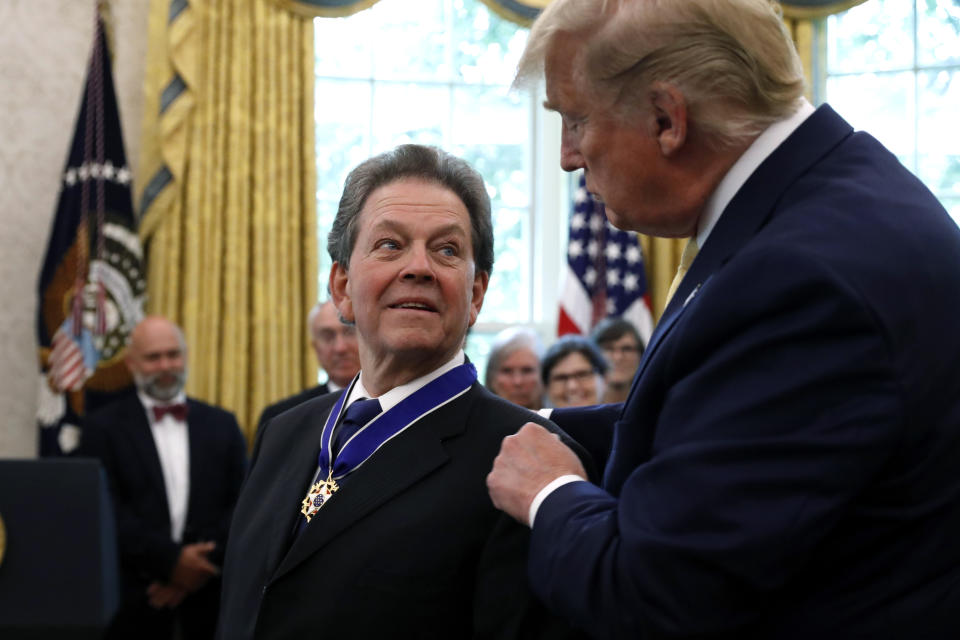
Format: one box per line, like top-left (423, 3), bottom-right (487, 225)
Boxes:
top-left (300, 472), bottom-right (339, 523)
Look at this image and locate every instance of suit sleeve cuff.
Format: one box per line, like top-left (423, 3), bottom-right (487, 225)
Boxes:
top-left (528, 474), bottom-right (586, 528)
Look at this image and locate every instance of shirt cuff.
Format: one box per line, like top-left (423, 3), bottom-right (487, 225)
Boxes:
top-left (528, 474), bottom-right (586, 528)
top-left (537, 408), bottom-right (553, 419)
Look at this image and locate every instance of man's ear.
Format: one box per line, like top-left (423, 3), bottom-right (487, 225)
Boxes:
top-left (468, 270), bottom-right (490, 327)
top-left (329, 261), bottom-right (354, 324)
top-left (648, 82), bottom-right (688, 157)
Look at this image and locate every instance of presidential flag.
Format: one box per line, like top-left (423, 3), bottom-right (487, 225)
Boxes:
top-left (557, 172), bottom-right (653, 343)
top-left (36, 14), bottom-right (146, 456)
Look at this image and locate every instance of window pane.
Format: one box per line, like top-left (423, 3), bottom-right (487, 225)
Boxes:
top-left (451, 0), bottom-right (529, 84)
top-left (941, 197), bottom-right (960, 226)
top-left (315, 13), bottom-right (373, 78)
top-left (479, 206), bottom-right (528, 324)
top-left (917, 0), bottom-right (960, 67)
top-left (371, 83), bottom-right (449, 151)
top-left (371, 0), bottom-right (450, 81)
top-left (450, 86), bottom-right (531, 325)
top-left (826, 72), bottom-right (915, 165)
top-left (315, 79), bottom-right (372, 203)
top-left (828, 0), bottom-right (914, 74)
top-left (464, 330), bottom-right (498, 385)
top-left (917, 69), bottom-right (960, 194)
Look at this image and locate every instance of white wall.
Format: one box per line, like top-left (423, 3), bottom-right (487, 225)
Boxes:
top-left (0, 0), bottom-right (149, 457)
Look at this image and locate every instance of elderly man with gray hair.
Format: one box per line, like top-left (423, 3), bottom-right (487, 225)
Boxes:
top-left (219, 144), bottom-right (589, 640)
top-left (487, 0), bottom-right (960, 638)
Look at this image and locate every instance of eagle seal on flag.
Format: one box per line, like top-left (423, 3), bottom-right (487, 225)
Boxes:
top-left (36, 15), bottom-right (145, 455)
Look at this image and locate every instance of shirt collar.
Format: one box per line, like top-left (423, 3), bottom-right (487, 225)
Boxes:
top-left (347, 350), bottom-right (466, 411)
top-left (696, 98), bottom-right (816, 248)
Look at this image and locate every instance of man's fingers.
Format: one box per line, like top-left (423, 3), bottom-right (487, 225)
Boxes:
top-left (192, 540), bottom-right (217, 555)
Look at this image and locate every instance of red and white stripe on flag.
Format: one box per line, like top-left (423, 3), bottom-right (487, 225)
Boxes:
top-left (49, 328), bottom-right (93, 392)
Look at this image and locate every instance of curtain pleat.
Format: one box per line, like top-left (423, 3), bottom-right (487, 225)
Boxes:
top-left (639, 236), bottom-right (686, 322)
top-left (137, 0), bottom-right (317, 446)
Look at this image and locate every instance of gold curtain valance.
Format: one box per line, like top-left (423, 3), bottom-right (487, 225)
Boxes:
top-left (780, 0), bottom-right (869, 19)
top-left (269, 0), bottom-right (868, 24)
top-left (268, 0), bottom-right (550, 26)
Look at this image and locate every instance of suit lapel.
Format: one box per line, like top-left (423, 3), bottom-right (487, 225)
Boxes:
top-left (125, 395), bottom-right (171, 517)
top-left (269, 387), bottom-right (473, 584)
top-left (256, 398), bottom-right (340, 581)
top-left (185, 399), bottom-right (203, 529)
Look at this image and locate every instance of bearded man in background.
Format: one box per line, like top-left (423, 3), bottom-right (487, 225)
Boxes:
top-left (80, 315), bottom-right (247, 640)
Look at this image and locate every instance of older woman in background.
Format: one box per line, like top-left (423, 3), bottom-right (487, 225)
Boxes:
top-left (541, 335), bottom-right (608, 408)
top-left (484, 326), bottom-right (544, 410)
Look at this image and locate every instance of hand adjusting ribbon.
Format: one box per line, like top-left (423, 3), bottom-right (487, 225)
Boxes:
top-left (297, 362), bottom-right (478, 531)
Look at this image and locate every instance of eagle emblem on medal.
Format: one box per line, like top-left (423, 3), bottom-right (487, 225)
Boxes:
top-left (301, 478), bottom-right (339, 523)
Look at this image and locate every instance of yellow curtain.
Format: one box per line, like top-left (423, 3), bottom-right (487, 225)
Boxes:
top-left (639, 236), bottom-right (687, 322)
top-left (137, 0), bottom-right (318, 445)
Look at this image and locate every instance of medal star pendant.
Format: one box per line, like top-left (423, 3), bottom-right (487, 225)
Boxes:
top-left (300, 476), bottom-right (340, 523)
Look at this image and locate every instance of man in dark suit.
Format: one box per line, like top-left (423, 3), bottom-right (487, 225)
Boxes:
top-left (81, 316), bottom-right (248, 640)
top-left (255, 299), bottom-right (360, 429)
top-left (218, 144), bottom-right (588, 639)
top-left (487, 0), bottom-right (960, 638)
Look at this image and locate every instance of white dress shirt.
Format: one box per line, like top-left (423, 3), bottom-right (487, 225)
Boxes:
top-left (528, 99), bottom-right (818, 528)
top-left (139, 390), bottom-right (190, 543)
top-left (347, 351), bottom-right (465, 411)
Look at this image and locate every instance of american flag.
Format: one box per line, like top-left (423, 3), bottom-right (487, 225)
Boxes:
top-left (557, 172), bottom-right (653, 343)
top-left (36, 12), bottom-right (145, 455)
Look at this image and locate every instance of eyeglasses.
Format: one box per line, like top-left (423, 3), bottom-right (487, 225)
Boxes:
top-left (601, 344), bottom-right (640, 356)
top-left (548, 369), bottom-right (596, 386)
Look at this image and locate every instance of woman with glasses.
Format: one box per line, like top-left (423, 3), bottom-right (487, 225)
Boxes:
top-left (542, 335), bottom-right (609, 408)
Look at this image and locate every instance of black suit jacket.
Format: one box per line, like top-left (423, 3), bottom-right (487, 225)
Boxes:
top-left (219, 383), bottom-right (591, 640)
top-left (255, 383), bottom-right (330, 435)
top-left (81, 391), bottom-right (248, 638)
top-left (541, 105), bottom-right (960, 638)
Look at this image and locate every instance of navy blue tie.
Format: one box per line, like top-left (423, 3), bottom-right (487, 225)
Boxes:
top-left (333, 397), bottom-right (382, 455)
top-left (294, 397), bottom-right (382, 538)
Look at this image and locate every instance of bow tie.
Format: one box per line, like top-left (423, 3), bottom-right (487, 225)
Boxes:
top-left (152, 403), bottom-right (188, 422)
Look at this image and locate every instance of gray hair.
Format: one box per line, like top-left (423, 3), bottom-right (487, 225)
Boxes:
top-left (517, 0), bottom-right (806, 148)
top-left (327, 144), bottom-right (494, 275)
top-left (484, 326), bottom-right (544, 388)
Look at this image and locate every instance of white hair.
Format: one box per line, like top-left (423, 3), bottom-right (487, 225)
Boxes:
top-left (517, 0), bottom-right (806, 148)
